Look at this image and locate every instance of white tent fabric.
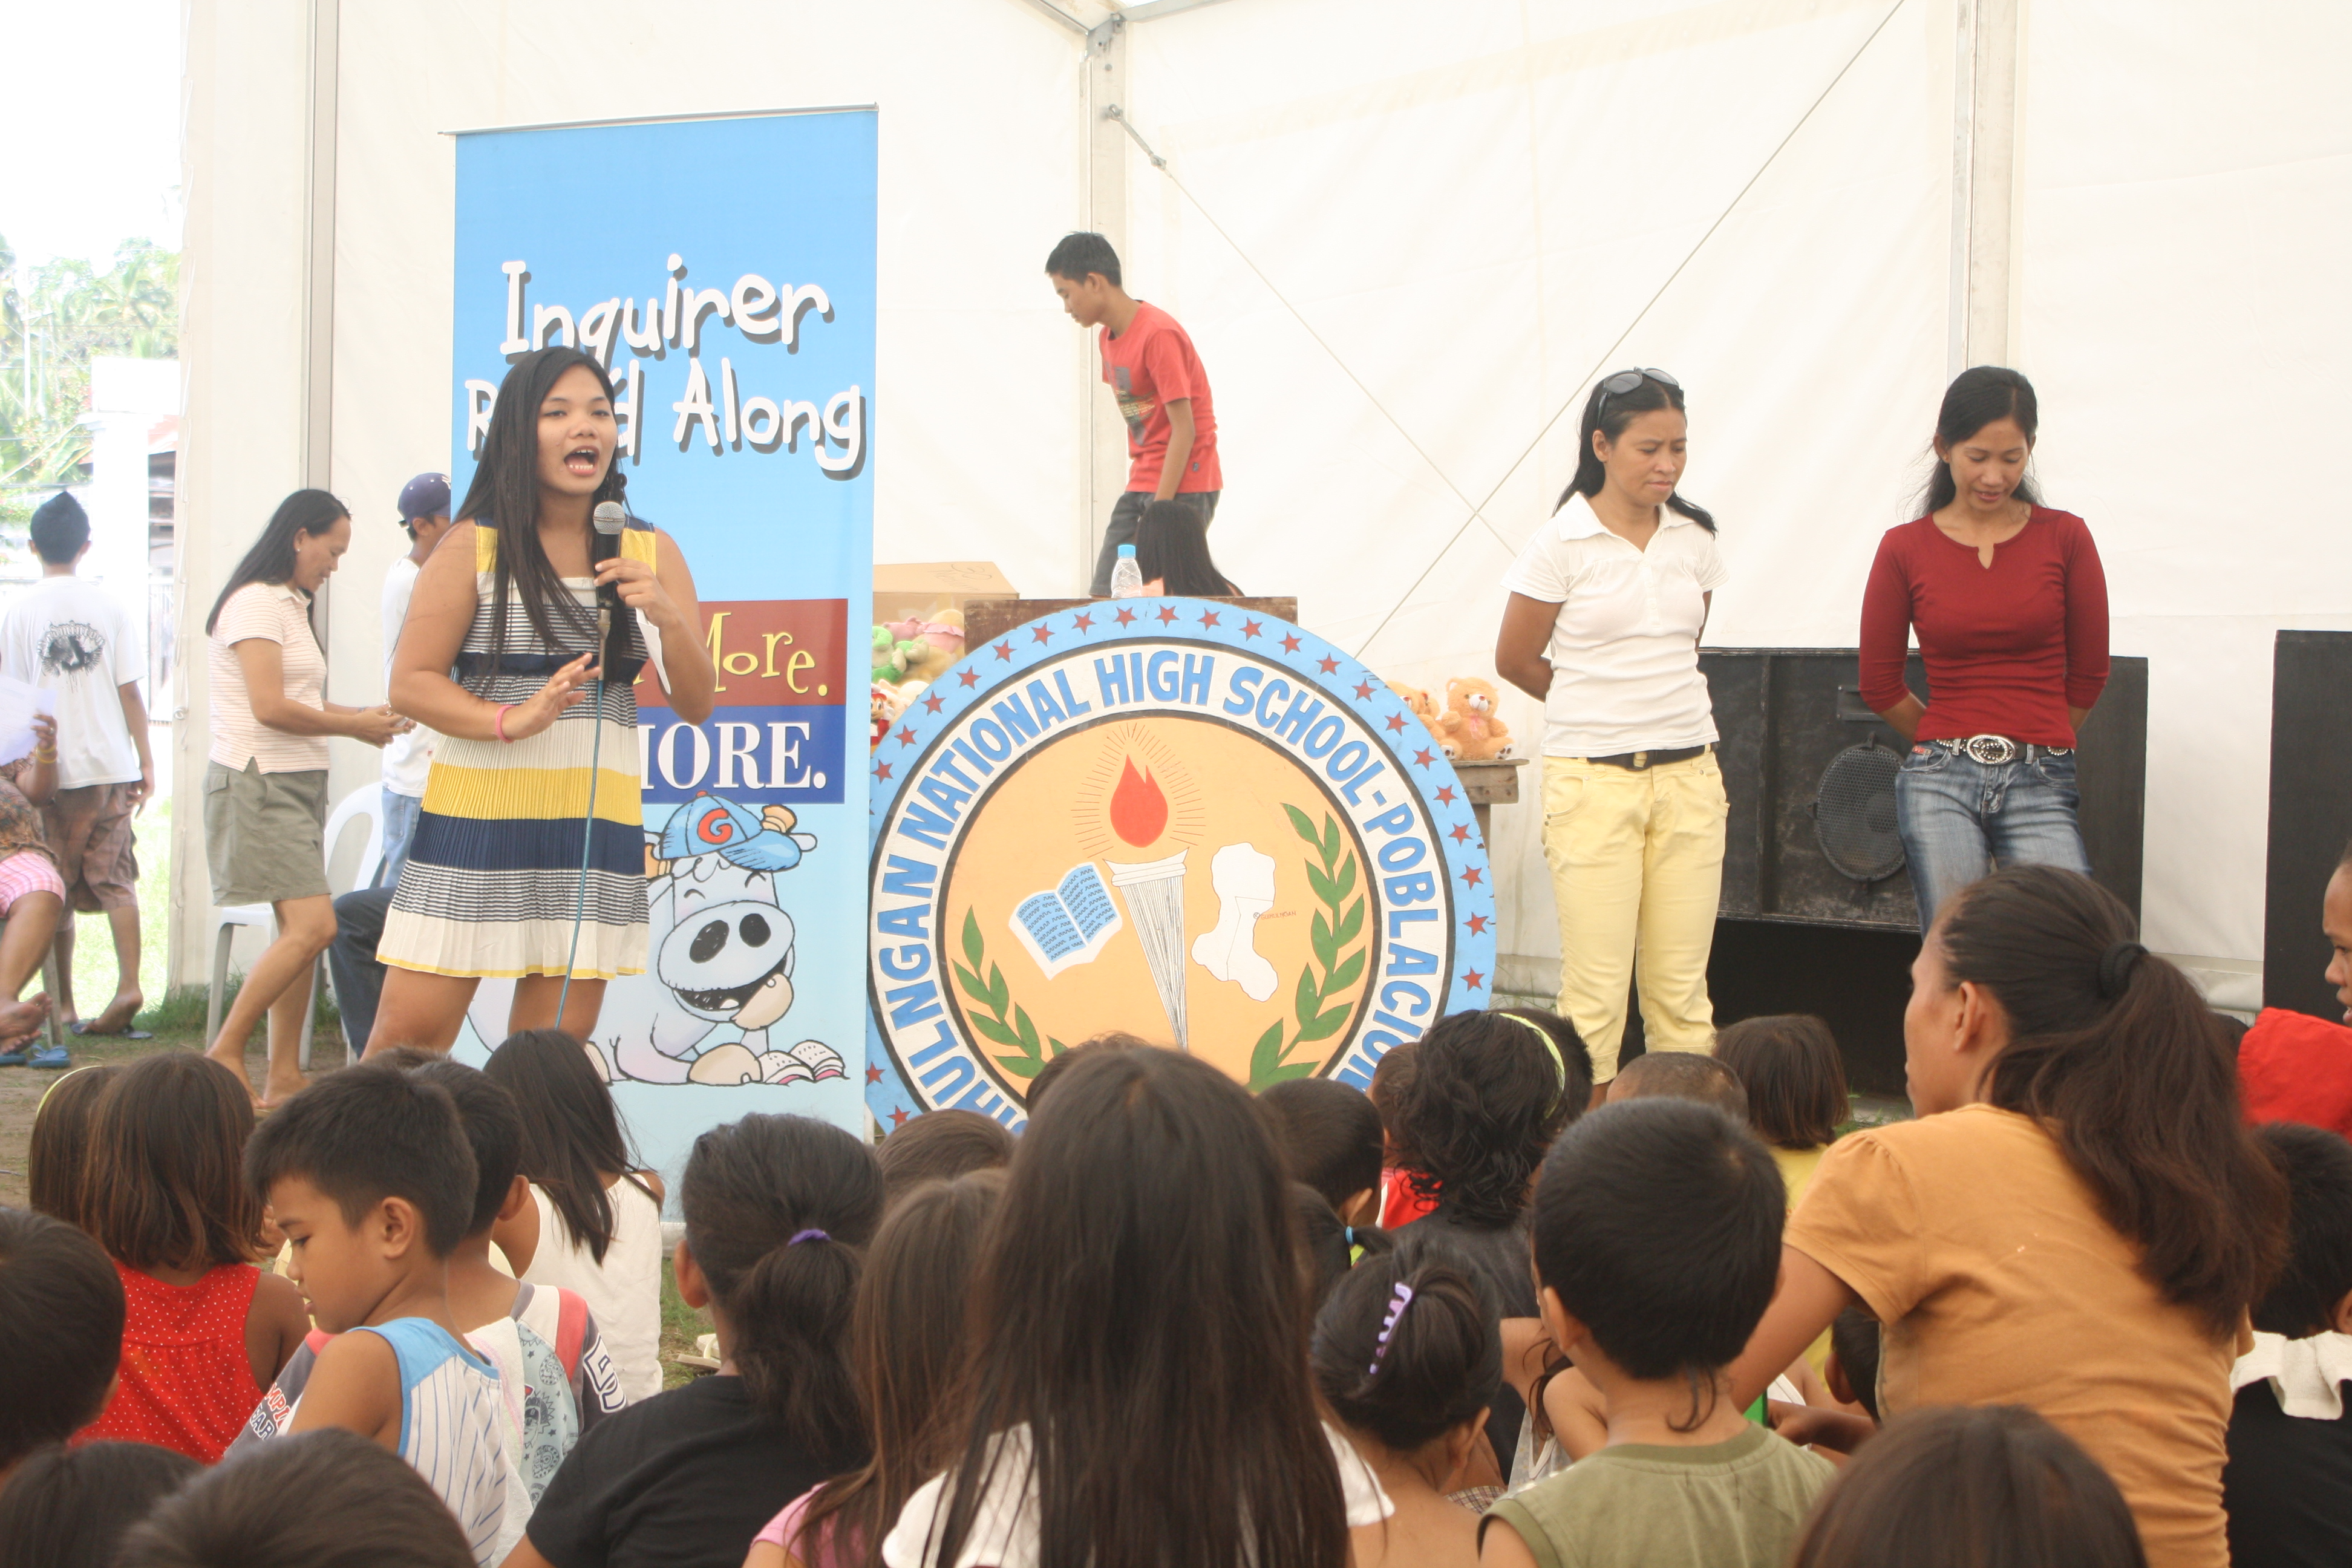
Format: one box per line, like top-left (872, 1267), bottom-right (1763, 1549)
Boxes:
top-left (174, 0), bottom-right (2348, 1002)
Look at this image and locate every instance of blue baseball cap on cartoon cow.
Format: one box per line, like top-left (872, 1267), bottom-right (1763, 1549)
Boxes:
top-left (658, 792), bottom-right (814, 873)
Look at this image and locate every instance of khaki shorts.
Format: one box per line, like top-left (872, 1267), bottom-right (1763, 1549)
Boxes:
top-left (41, 782), bottom-right (142, 912)
top-left (204, 762), bottom-right (329, 905)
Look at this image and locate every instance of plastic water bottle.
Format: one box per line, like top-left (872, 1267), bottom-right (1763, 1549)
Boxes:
top-left (1110, 542), bottom-right (1144, 598)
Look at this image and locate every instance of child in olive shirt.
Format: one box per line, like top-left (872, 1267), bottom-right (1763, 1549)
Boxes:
top-left (1480, 1100), bottom-right (1832, 1568)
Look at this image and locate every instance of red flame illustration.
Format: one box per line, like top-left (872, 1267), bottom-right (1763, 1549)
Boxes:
top-left (1108, 758), bottom-right (1168, 847)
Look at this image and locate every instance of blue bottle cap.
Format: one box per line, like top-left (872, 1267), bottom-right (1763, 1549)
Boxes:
top-left (1117, 544), bottom-right (1137, 557)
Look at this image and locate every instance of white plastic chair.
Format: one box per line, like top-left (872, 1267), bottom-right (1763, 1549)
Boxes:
top-left (206, 785), bottom-right (384, 1072)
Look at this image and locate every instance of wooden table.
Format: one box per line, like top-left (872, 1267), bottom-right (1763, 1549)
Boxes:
top-left (1452, 757), bottom-right (1530, 852)
top-left (963, 595), bottom-right (1299, 648)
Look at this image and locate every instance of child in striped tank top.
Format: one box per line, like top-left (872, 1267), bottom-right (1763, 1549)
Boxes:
top-left (243, 1065), bottom-right (512, 1566)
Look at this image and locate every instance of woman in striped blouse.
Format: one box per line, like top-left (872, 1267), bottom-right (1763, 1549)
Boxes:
top-left (367, 347), bottom-right (716, 1053)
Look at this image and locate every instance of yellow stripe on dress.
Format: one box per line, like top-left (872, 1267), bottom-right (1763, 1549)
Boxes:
top-left (472, 522), bottom-right (659, 569)
top-left (423, 762), bottom-right (647, 823)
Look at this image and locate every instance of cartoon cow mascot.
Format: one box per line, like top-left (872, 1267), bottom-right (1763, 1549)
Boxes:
top-left (466, 793), bottom-right (845, 1088)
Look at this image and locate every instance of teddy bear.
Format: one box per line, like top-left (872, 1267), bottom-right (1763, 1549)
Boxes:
top-left (872, 625), bottom-right (920, 684)
top-left (885, 608), bottom-right (967, 685)
top-left (1385, 681), bottom-right (1442, 739)
top-left (1435, 676), bottom-right (1514, 762)
top-left (871, 682), bottom-right (898, 748)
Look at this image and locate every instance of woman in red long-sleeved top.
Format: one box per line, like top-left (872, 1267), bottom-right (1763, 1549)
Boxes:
top-left (1860, 367), bottom-right (2109, 929)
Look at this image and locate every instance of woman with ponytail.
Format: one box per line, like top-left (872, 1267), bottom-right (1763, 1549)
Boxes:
top-left (514, 1114), bottom-right (881, 1568)
top-left (1860, 367), bottom-right (2110, 929)
top-left (1311, 1246), bottom-right (1500, 1567)
top-left (1494, 371), bottom-right (1730, 1088)
top-left (1731, 864), bottom-right (2286, 1568)
top-left (367, 346), bottom-right (718, 1053)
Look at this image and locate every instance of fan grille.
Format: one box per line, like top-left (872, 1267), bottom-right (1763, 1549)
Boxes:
top-left (1814, 743), bottom-right (1906, 884)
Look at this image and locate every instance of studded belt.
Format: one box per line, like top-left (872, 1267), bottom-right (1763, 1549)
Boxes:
top-left (1935, 734), bottom-right (2071, 766)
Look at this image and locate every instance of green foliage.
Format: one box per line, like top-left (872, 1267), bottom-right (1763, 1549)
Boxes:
top-left (952, 907), bottom-right (1067, 1079)
top-left (1247, 808), bottom-right (1367, 1091)
top-left (1, 235), bottom-right (180, 506)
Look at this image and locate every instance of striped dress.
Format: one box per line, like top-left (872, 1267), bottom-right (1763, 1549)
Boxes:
top-left (379, 523), bottom-right (654, 980)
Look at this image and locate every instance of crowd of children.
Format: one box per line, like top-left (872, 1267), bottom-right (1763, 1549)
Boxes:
top-left (4, 860), bottom-right (2352, 1567)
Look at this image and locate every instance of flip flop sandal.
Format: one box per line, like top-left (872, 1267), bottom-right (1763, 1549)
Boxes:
top-left (28, 1047), bottom-right (71, 1069)
top-left (70, 1021), bottom-right (154, 1039)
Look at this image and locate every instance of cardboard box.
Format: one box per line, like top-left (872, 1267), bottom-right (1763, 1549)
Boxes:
top-left (872, 561), bottom-right (1019, 630)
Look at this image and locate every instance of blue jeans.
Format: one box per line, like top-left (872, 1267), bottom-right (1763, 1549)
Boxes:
top-left (378, 788), bottom-right (422, 887)
top-left (1895, 743), bottom-right (2090, 930)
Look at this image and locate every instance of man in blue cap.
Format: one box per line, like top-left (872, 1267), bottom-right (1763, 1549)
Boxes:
top-left (379, 472), bottom-right (451, 880)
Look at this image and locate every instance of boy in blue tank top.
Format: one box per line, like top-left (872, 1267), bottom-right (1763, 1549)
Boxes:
top-left (243, 1065), bottom-right (511, 1566)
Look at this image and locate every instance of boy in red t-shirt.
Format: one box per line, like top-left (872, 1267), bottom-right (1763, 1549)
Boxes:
top-left (1045, 232), bottom-right (1223, 595)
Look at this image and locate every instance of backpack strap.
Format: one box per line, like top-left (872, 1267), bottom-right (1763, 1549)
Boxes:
top-left (552, 1287), bottom-right (589, 1379)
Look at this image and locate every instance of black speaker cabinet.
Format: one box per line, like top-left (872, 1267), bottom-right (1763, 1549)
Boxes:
top-left (2264, 632), bottom-right (2352, 1016)
top-left (1701, 648), bottom-right (2148, 930)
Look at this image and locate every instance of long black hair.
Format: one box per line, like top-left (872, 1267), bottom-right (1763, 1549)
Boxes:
top-left (1921, 365), bottom-right (2041, 515)
top-left (1938, 866), bottom-right (2285, 1336)
top-left (1391, 1008), bottom-right (1587, 1226)
top-left (204, 488), bottom-right (345, 634)
top-left (1134, 499), bottom-right (1239, 595)
top-left (936, 1047), bottom-right (1348, 1568)
top-left (1554, 372), bottom-right (1716, 532)
top-left (456, 346), bottom-right (630, 658)
top-left (681, 1114), bottom-right (882, 1452)
top-left (482, 1029), bottom-right (654, 1266)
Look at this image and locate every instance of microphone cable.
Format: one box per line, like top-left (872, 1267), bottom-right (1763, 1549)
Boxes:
top-left (560, 500), bottom-right (630, 1030)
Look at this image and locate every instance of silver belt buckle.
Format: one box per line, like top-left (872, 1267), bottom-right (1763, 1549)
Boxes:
top-left (1962, 734), bottom-right (2017, 765)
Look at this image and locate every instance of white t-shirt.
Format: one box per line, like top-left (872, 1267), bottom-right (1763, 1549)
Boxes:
top-left (208, 582), bottom-right (331, 773)
top-left (380, 556), bottom-right (437, 797)
top-left (1500, 492), bottom-right (1728, 757)
top-left (518, 1177), bottom-right (664, 1403)
top-left (0, 575), bottom-right (142, 789)
top-left (881, 1421), bottom-right (1392, 1568)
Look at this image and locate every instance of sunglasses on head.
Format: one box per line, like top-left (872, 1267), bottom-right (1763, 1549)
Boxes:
top-left (1596, 368), bottom-right (1681, 414)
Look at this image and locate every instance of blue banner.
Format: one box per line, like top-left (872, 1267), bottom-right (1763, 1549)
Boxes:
top-left (447, 110), bottom-right (875, 1175)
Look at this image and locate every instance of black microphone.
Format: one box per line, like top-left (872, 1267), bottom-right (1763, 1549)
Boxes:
top-left (592, 501), bottom-right (627, 672)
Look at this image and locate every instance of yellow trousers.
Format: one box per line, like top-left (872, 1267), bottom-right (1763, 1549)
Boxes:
top-left (1540, 749), bottom-right (1727, 1082)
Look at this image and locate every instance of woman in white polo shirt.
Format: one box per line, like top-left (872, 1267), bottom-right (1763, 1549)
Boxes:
top-left (201, 489), bottom-right (405, 1105)
top-left (1494, 370), bottom-right (1728, 1090)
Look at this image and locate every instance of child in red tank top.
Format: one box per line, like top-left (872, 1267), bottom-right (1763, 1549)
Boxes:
top-left (73, 1053), bottom-right (310, 1463)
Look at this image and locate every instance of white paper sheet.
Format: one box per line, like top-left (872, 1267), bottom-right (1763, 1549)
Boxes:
top-left (0, 675), bottom-right (57, 768)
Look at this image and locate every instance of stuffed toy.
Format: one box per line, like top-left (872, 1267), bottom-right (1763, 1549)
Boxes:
top-left (871, 682), bottom-right (898, 748)
top-left (886, 609), bottom-right (967, 685)
top-left (1385, 681), bottom-right (1441, 739)
top-left (1436, 677), bottom-right (1514, 761)
top-left (872, 625), bottom-right (919, 684)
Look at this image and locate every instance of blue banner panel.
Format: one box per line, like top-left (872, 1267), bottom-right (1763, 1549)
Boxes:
top-left (448, 110), bottom-right (875, 1177)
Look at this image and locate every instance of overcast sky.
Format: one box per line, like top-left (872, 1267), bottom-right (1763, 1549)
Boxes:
top-left (0, 0), bottom-right (183, 269)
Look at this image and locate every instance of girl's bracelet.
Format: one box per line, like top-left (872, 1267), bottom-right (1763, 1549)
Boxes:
top-left (30, 748), bottom-right (56, 764)
top-left (494, 704), bottom-right (516, 743)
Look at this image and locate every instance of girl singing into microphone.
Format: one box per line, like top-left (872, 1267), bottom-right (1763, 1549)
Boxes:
top-left (367, 347), bottom-right (717, 1054)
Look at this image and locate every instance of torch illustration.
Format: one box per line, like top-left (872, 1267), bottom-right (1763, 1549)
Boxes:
top-left (1104, 758), bottom-right (1189, 1048)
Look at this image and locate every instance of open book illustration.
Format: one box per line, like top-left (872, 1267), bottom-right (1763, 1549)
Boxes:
top-left (1010, 862), bottom-right (1125, 979)
top-left (749, 1037), bottom-right (846, 1085)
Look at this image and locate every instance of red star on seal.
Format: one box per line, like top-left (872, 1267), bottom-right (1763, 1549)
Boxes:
top-left (865, 1065), bottom-right (883, 1085)
top-left (1317, 655), bottom-right (1339, 674)
top-left (895, 726), bottom-right (916, 747)
top-left (1385, 714), bottom-right (1408, 733)
top-left (1199, 609), bottom-right (1221, 627)
top-left (958, 667), bottom-right (981, 687)
top-left (1354, 681), bottom-right (1374, 699)
top-left (1466, 913), bottom-right (1491, 936)
top-left (1436, 785), bottom-right (1457, 805)
top-left (1448, 823), bottom-right (1471, 843)
top-left (1116, 607), bottom-right (1138, 626)
top-left (1156, 605), bottom-right (1180, 624)
top-left (1413, 748), bottom-right (1435, 768)
top-left (1280, 633), bottom-right (1302, 653)
top-left (1460, 865), bottom-right (1485, 887)
top-left (889, 1106), bottom-right (910, 1128)
top-left (1031, 624), bottom-right (1054, 644)
top-left (993, 641), bottom-right (1014, 661)
top-left (1462, 968), bottom-right (1486, 991)
top-left (1241, 619), bottom-right (1263, 639)
top-left (873, 762), bottom-right (894, 782)
top-left (1073, 612), bottom-right (1095, 632)
top-left (922, 693), bottom-right (944, 714)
